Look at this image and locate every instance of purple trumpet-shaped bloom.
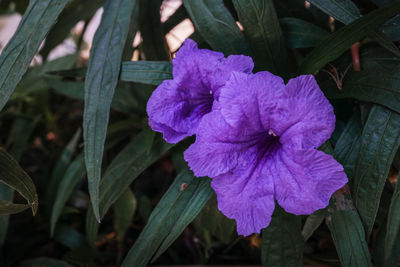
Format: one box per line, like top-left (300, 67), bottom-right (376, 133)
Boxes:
top-left (184, 71), bottom-right (348, 236)
top-left (146, 39), bottom-right (254, 143)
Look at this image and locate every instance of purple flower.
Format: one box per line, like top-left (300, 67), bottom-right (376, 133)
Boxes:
top-left (184, 71), bottom-right (348, 236)
top-left (146, 39), bottom-right (254, 143)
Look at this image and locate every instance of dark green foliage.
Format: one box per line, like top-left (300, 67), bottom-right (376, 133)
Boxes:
top-left (83, 0), bottom-right (138, 221)
top-left (121, 169), bottom-right (213, 267)
top-left (353, 105), bottom-right (400, 238)
top-left (232, 0), bottom-right (287, 74)
top-left (184, 0), bottom-right (250, 55)
top-left (327, 188), bottom-right (373, 267)
top-left (0, 0), bottom-right (69, 111)
top-left (0, 149), bottom-right (38, 215)
top-left (261, 205), bottom-right (303, 267)
top-left (1, 0), bottom-right (400, 266)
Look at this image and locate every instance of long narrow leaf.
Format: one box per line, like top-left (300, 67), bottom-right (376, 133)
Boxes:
top-left (385, 175), bottom-right (400, 261)
top-left (307, 0), bottom-right (360, 24)
top-left (183, 0), bottom-right (250, 55)
top-left (40, 0), bottom-right (105, 59)
top-left (353, 105), bottom-right (400, 239)
top-left (261, 205), bottom-right (303, 267)
top-left (0, 116), bottom-right (39, 248)
top-left (299, 1), bottom-right (400, 74)
top-left (232, 0), bottom-right (287, 74)
top-left (327, 188), bottom-right (373, 267)
top-left (121, 169), bottom-right (213, 267)
top-left (0, 184), bottom-right (13, 246)
top-left (308, 0), bottom-right (400, 57)
top-left (320, 47), bottom-right (400, 115)
top-left (280, 17), bottom-right (329, 48)
top-left (334, 112), bottom-right (363, 183)
top-left (0, 0), bottom-right (69, 111)
top-left (50, 154), bottom-right (85, 236)
top-left (85, 129), bottom-right (173, 245)
top-left (49, 61), bottom-right (173, 86)
top-left (46, 128), bottom-right (81, 212)
top-left (120, 61), bottom-right (172, 85)
top-left (0, 149), bottom-right (38, 215)
top-left (114, 188), bottom-right (136, 243)
top-left (0, 199), bottom-right (30, 215)
top-left (83, 0), bottom-right (138, 221)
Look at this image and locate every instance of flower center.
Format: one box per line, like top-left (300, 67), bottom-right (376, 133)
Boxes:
top-left (255, 130), bottom-right (281, 162)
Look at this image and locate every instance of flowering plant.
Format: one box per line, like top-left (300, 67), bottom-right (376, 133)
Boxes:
top-left (148, 39), bottom-right (348, 236)
top-left (1, 0), bottom-right (400, 266)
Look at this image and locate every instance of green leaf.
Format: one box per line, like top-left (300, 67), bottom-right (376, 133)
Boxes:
top-left (83, 0), bottom-right (138, 221)
top-left (0, 199), bottom-right (30, 215)
top-left (0, 116), bottom-right (38, 247)
top-left (53, 224), bottom-right (86, 250)
top-left (280, 17), bottom-right (329, 48)
top-left (48, 78), bottom-right (151, 114)
top-left (152, 177), bottom-right (214, 262)
top-left (334, 112), bottom-right (363, 182)
top-left (48, 67), bottom-right (86, 78)
top-left (120, 61), bottom-right (172, 85)
top-left (193, 195), bottom-right (236, 248)
top-left (46, 128), bottom-right (81, 211)
top-left (113, 188), bottom-right (137, 242)
top-left (51, 122), bottom-right (134, 237)
top-left (372, 0), bottom-right (393, 7)
top-left (368, 30), bottom-right (400, 58)
top-left (8, 117), bottom-right (40, 161)
top-left (40, 0), bottom-right (105, 60)
top-left (327, 188), bottom-right (373, 267)
top-left (0, 0), bottom-right (69, 111)
top-left (299, 1), bottom-right (400, 74)
top-left (139, 0), bottom-right (170, 61)
top-left (372, 214), bottom-right (400, 267)
top-left (50, 154), bottom-right (85, 236)
top-left (302, 209), bottom-right (327, 241)
top-left (373, 218), bottom-right (387, 267)
top-left (382, 15), bottom-right (400, 41)
top-left (85, 129), bottom-right (173, 245)
top-left (121, 169), bottom-right (213, 267)
top-left (319, 47), bottom-right (400, 114)
top-left (307, 0), bottom-right (360, 24)
top-left (261, 205), bottom-right (303, 267)
top-left (353, 105), bottom-right (400, 239)
top-left (385, 176), bottom-right (400, 262)
top-left (273, 0), bottom-right (312, 21)
top-left (0, 184), bottom-right (13, 246)
top-left (49, 79), bottom-right (85, 99)
top-left (183, 0), bottom-right (250, 55)
top-left (232, 0), bottom-right (287, 74)
top-left (0, 148), bottom-right (38, 215)
top-left (12, 54), bottom-right (77, 101)
top-left (20, 257), bottom-right (73, 267)
top-left (48, 61), bottom-right (173, 86)
top-left (307, 0), bottom-right (400, 56)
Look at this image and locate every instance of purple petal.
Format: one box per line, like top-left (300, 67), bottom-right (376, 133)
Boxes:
top-left (273, 147), bottom-right (348, 215)
top-left (219, 71), bottom-right (285, 130)
top-left (148, 119), bottom-right (187, 144)
top-left (274, 75), bottom-right (336, 149)
top-left (184, 109), bottom-right (280, 236)
top-left (146, 80), bottom-right (211, 143)
top-left (147, 39), bottom-right (254, 143)
top-left (211, 154), bottom-right (275, 236)
top-left (184, 111), bottom-right (259, 177)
